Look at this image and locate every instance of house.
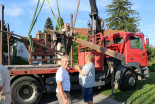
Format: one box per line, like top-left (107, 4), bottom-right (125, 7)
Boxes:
top-left (74, 28), bottom-right (124, 37)
top-left (17, 31), bottom-right (55, 64)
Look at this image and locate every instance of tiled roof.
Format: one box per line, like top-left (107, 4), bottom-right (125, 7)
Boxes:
top-left (74, 28), bottom-right (124, 37)
top-left (24, 38), bottom-right (55, 56)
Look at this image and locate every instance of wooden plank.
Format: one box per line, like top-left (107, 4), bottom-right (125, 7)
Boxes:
top-left (0, 5), bottom-right (4, 64)
top-left (5, 64), bottom-right (61, 68)
top-left (7, 24), bottom-right (10, 65)
top-left (73, 37), bottom-right (125, 65)
top-left (28, 45), bottom-right (32, 64)
top-left (0, 30), bottom-right (63, 56)
top-left (70, 14), bottom-right (73, 67)
top-left (32, 58), bottom-right (61, 61)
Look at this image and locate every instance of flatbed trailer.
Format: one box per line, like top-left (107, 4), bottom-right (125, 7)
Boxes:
top-left (6, 64), bottom-right (107, 104)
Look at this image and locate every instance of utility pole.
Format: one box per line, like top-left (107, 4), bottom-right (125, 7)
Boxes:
top-left (0, 4), bottom-right (4, 64)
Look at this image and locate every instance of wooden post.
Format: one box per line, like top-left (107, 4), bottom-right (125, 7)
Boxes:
top-left (73, 0), bottom-right (80, 29)
top-left (0, 4), bottom-right (4, 64)
top-left (28, 35), bottom-right (32, 64)
top-left (44, 33), bottom-right (47, 64)
top-left (7, 24), bottom-right (10, 65)
top-left (70, 14), bottom-right (73, 67)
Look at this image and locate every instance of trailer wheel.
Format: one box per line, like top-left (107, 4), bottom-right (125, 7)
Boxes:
top-left (11, 76), bottom-right (42, 104)
top-left (121, 71), bottom-right (136, 91)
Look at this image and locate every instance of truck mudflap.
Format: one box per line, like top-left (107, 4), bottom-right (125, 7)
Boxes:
top-left (143, 67), bottom-right (149, 79)
top-left (137, 67), bottom-right (149, 80)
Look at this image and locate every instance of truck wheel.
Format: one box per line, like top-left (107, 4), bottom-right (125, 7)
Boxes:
top-left (11, 76), bottom-right (42, 104)
top-left (121, 71), bottom-right (136, 91)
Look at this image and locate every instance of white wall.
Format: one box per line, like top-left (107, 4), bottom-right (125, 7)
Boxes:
top-left (16, 42), bottom-right (29, 60)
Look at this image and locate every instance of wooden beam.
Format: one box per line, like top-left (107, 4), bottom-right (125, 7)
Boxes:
top-left (32, 58), bottom-right (61, 61)
top-left (0, 4), bottom-right (4, 64)
top-left (28, 36), bottom-right (32, 64)
top-left (73, 37), bottom-right (125, 65)
top-left (73, 0), bottom-right (80, 29)
top-left (7, 24), bottom-right (10, 65)
top-left (0, 30), bottom-right (63, 56)
top-left (70, 14), bottom-right (73, 67)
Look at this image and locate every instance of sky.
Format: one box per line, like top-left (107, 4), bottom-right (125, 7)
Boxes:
top-left (0, 0), bottom-right (155, 46)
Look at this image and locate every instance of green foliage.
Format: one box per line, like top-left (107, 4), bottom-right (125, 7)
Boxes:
top-left (105, 0), bottom-right (140, 32)
top-left (148, 63), bottom-right (155, 72)
top-left (101, 72), bottom-right (155, 103)
top-left (13, 45), bottom-right (17, 57)
top-left (147, 46), bottom-right (155, 72)
top-left (11, 56), bottom-right (29, 65)
top-left (0, 20), bottom-right (16, 53)
top-left (56, 17), bottom-right (64, 31)
top-left (147, 46), bottom-right (155, 61)
top-left (44, 17), bottom-right (53, 31)
top-left (73, 34), bottom-right (87, 65)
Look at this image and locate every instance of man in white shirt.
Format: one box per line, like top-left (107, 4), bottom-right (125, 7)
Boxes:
top-left (56, 55), bottom-right (71, 104)
top-left (0, 64), bottom-right (11, 104)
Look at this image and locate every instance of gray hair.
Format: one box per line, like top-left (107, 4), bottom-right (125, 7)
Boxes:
top-left (61, 55), bottom-right (70, 61)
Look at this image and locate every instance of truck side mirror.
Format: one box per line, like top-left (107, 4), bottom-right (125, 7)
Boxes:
top-left (146, 38), bottom-right (149, 46)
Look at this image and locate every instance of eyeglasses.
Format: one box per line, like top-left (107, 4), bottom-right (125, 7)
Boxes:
top-left (62, 60), bottom-right (70, 63)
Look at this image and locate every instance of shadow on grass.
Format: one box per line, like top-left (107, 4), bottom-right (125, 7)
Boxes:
top-left (107, 72), bottom-right (155, 103)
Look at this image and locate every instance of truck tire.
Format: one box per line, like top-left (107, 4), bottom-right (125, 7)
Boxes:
top-left (121, 71), bottom-right (136, 91)
top-left (11, 76), bottom-right (42, 104)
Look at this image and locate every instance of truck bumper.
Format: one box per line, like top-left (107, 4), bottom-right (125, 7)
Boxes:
top-left (138, 67), bottom-right (149, 80)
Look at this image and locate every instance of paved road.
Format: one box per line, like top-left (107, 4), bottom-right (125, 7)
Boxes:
top-left (39, 89), bottom-right (122, 104)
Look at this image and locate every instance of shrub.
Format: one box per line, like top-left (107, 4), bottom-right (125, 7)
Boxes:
top-left (11, 56), bottom-right (29, 65)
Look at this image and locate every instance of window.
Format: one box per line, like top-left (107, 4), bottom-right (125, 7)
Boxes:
top-left (140, 38), bottom-right (143, 50)
top-left (130, 36), bottom-right (139, 49)
top-left (34, 56), bottom-right (37, 59)
top-left (21, 49), bottom-right (23, 53)
top-left (104, 40), bottom-right (111, 46)
top-left (113, 37), bottom-right (123, 44)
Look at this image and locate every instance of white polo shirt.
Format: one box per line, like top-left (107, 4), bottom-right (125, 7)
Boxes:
top-left (56, 67), bottom-right (71, 92)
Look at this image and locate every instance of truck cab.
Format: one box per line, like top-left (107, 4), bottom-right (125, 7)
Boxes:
top-left (103, 32), bottom-right (148, 68)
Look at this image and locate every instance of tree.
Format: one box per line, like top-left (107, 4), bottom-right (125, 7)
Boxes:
top-left (56, 17), bottom-right (64, 31)
top-left (73, 34), bottom-right (87, 64)
top-left (105, 0), bottom-right (140, 32)
top-left (44, 17), bottom-right (53, 31)
top-left (0, 20), bottom-right (16, 53)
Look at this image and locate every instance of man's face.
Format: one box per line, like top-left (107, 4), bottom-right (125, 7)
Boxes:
top-left (61, 57), bottom-right (70, 69)
top-left (65, 23), bottom-right (70, 32)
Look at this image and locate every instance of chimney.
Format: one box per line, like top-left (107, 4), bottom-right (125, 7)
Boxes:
top-left (36, 31), bottom-right (42, 41)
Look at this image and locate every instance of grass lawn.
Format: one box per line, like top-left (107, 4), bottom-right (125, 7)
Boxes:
top-left (101, 72), bottom-right (155, 104)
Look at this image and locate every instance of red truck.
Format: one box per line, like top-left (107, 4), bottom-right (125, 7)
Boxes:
top-left (5, 31), bottom-right (149, 104)
top-left (2, 0), bottom-right (149, 104)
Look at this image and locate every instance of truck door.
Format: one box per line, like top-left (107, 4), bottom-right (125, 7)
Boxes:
top-left (128, 36), bottom-right (148, 67)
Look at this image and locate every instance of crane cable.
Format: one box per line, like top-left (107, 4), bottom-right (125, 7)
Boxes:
top-left (56, 0), bottom-right (61, 30)
top-left (27, 0), bottom-right (45, 53)
top-left (46, 0), bottom-right (59, 28)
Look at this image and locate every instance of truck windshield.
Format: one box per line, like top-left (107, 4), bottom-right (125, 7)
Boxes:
top-left (130, 36), bottom-right (139, 49)
top-left (113, 37), bottom-right (123, 44)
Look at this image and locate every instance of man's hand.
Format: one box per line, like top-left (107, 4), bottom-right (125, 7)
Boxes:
top-left (74, 65), bottom-right (84, 76)
top-left (74, 65), bottom-right (80, 71)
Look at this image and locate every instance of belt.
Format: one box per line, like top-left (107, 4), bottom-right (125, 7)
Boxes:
top-left (1, 92), bottom-right (10, 96)
top-left (64, 91), bottom-right (70, 92)
top-left (0, 92), bottom-right (10, 100)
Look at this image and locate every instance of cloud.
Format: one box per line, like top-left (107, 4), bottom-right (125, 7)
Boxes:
top-left (5, 6), bottom-right (23, 17)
